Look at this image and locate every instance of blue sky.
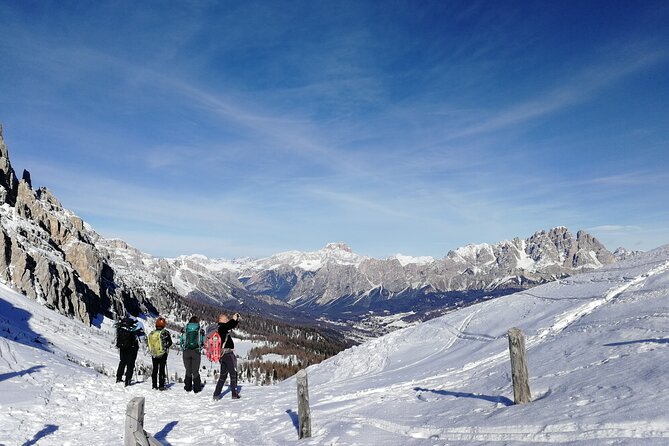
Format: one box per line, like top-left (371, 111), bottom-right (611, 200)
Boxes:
top-left (1, 0), bottom-right (668, 259)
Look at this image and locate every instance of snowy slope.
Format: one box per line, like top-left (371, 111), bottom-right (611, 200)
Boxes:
top-left (1, 246), bottom-right (668, 445)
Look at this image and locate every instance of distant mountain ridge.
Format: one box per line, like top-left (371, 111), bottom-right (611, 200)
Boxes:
top-left (119, 226), bottom-right (619, 323)
top-left (0, 125), bottom-right (634, 330)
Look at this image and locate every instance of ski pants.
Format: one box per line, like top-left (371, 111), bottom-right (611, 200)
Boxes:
top-left (152, 354), bottom-right (168, 389)
top-left (116, 347), bottom-right (138, 384)
top-left (183, 349), bottom-right (202, 392)
top-left (213, 351), bottom-right (237, 396)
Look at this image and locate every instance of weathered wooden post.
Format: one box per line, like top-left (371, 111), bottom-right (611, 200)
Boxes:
top-left (125, 397), bottom-right (163, 446)
top-left (507, 327), bottom-right (531, 404)
top-left (296, 369), bottom-right (312, 439)
top-left (125, 397), bottom-right (145, 446)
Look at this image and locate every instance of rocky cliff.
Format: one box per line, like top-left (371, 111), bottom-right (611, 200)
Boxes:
top-left (0, 126), bottom-right (165, 324)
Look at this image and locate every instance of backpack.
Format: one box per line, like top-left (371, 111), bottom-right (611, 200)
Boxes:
top-left (183, 323), bottom-right (203, 350)
top-left (148, 329), bottom-right (167, 358)
top-left (116, 319), bottom-right (135, 349)
top-left (205, 332), bottom-right (222, 363)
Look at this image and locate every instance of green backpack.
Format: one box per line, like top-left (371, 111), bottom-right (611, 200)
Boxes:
top-left (148, 329), bottom-right (166, 358)
top-left (183, 323), bottom-right (202, 350)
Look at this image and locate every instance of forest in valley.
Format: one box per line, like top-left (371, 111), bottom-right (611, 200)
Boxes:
top-left (177, 297), bottom-right (352, 382)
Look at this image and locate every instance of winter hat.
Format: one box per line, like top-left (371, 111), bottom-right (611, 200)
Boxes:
top-left (156, 317), bottom-right (167, 329)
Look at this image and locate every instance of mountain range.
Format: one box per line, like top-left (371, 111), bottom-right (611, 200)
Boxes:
top-left (0, 125), bottom-right (640, 333)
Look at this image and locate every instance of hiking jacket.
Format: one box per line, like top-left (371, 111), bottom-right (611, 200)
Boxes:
top-left (217, 319), bottom-right (239, 349)
top-left (117, 317), bottom-right (144, 350)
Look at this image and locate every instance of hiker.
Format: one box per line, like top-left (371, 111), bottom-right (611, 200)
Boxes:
top-left (213, 312), bottom-right (241, 400)
top-left (115, 313), bottom-right (145, 387)
top-left (148, 316), bottom-right (173, 390)
top-left (180, 315), bottom-right (205, 393)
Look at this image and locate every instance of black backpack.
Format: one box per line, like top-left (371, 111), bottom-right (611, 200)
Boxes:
top-left (116, 319), bottom-right (136, 349)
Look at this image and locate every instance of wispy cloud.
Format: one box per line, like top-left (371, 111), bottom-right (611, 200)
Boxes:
top-left (443, 48), bottom-right (668, 141)
top-left (308, 188), bottom-right (413, 219)
top-left (585, 171), bottom-right (669, 187)
top-left (589, 225), bottom-right (642, 233)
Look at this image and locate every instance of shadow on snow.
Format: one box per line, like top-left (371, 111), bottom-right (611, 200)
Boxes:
top-left (0, 365), bottom-right (45, 383)
top-left (154, 421), bottom-right (178, 446)
top-left (21, 424), bottom-right (59, 446)
top-left (285, 409), bottom-right (299, 434)
top-left (0, 297), bottom-right (50, 352)
top-left (414, 387), bottom-right (514, 406)
top-left (604, 338), bottom-right (669, 347)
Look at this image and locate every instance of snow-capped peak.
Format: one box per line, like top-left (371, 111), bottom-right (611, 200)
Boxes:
top-left (323, 242), bottom-right (353, 253)
top-left (450, 243), bottom-right (493, 262)
top-left (388, 254), bottom-right (436, 266)
top-left (254, 242), bottom-right (367, 272)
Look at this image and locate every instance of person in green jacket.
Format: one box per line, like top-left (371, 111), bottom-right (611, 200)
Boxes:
top-left (180, 315), bottom-right (206, 393)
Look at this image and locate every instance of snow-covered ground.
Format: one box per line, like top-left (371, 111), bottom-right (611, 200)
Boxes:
top-left (1, 246), bottom-right (669, 445)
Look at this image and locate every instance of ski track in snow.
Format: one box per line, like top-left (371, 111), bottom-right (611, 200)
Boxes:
top-left (439, 259), bottom-right (669, 386)
top-left (534, 260), bottom-right (669, 342)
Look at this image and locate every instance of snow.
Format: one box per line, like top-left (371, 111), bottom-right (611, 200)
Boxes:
top-left (515, 240), bottom-right (536, 271)
top-left (451, 243), bottom-right (493, 263)
top-left (260, 353), bottom-right (297, 364)
top-left (171, 268), bottom-right (198, 296)
top-left (388, 254), bottom-right (436, 267)
top-left (172, 255), bottom-right (254, 273)
top-left (255, 243), bottom-right (367, 272)
top-left (2, 246), bottom-right (669, 444)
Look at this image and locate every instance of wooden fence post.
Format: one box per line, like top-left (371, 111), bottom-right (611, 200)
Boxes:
top-left (125, 397), bottom-right (163, 446)
top-left (296, 370), bottom-right (312, 439)
top-left (125, 397), bottom-right (145, 446)
top-left (507, 327), bottom-right (531, 404)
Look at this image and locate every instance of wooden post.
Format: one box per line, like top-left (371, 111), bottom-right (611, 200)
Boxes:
top-left (296, 370), bottom-right (312, 439)
top-left (125, 397), bottom-right (163, 446)
top-left (507, 327), bottom-right (531, 404)
top-left (125, 397), bottom-right (145, 446)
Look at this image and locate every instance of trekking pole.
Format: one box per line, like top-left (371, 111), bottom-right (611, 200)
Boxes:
top-left (166, 363), bottom-right (170, 385)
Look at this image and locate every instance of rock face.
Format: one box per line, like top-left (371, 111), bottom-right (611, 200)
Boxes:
top-left (0, 128), bottom-right (164, 324)
top-left (0, 125), bottom-right (19, 205)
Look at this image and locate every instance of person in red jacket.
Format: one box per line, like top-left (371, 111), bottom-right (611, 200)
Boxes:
top-left (212, 312), bottom-right (240, 400)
